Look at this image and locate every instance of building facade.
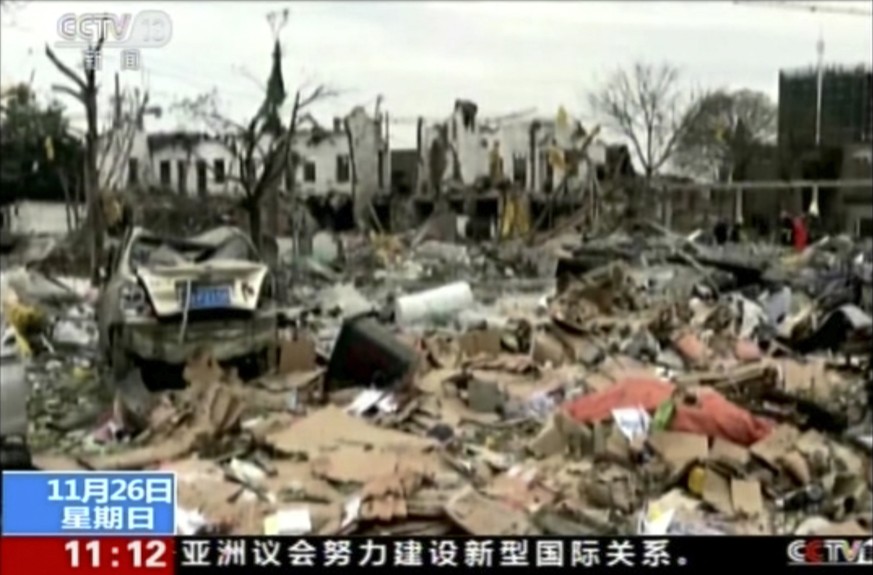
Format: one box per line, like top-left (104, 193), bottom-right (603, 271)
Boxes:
top-left (771, 65), bottom-right (873, 235)
top-left (778, 66), bottom-right (872, 149)
top-left (99, 108), bottom-right (390, 201)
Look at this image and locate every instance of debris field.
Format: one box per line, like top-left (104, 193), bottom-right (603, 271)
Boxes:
top-left (2, 222), bottom-right (871, 538)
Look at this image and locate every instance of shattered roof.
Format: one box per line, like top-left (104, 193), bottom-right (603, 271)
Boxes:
top-left (133, 225), bottom-right (250, 248)
top-left (147, 132), bottom-right (227, 152)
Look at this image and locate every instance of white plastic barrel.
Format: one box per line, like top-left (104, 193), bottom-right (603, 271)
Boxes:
top-left (394, 281), bottom-right (475, 325)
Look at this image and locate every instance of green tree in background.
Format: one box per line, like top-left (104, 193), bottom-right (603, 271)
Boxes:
top-left (673, 89), bottom-right (777, 182)
top-left (1, 84), bottom-right (85, 223)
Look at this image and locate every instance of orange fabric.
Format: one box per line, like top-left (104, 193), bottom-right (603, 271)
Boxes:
top-left (563, 377), bottom-right (774, 446)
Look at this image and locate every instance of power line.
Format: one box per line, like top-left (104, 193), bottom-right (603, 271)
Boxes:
top-left (732, 1), bottom-right (872, 17)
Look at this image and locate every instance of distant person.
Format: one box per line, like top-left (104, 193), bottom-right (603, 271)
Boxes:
top-left (791, 214), bottom-right (809, 252)
top-left (713, 219), bottom-right (729, 245)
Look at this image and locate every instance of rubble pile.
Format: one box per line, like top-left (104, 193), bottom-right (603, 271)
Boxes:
top-left (2, 224), bottom-right (872, 538)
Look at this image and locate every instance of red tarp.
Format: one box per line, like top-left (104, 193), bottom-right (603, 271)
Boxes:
top-left (563, 377), bottom-right (774, 446)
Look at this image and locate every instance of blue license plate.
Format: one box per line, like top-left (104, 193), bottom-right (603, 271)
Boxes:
top-left (182, 286), bottom-right (231, 309)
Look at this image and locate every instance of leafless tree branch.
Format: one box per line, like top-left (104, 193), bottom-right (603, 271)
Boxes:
top-left (588, 61), bottom-right (706, 182)
top-left (45, 45), bottom-right (87, 92)
top-left (50, 83), bottom-right (83, 103)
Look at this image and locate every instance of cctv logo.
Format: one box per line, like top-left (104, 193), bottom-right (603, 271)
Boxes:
top-left (787, 539), bottom-right (873, 566)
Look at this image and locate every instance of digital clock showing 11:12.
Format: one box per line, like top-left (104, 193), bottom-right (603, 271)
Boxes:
top-left (0, 537), bottom-right (175, 575)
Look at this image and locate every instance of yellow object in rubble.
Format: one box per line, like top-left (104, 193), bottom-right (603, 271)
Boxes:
top-left (103, 193), bottom-right (124, 228)
top-left (11, 328), bottom-right (33, 357)
top-left (548, 147), bottom-right (565, 171)
top-left (73, 366), bottom-right (92, 381)
top-left (44, 136), bottom-right (55, 162)
top-left (500, 194), bottom-right (531, 239)
top-left (5, 301), bottom-right (46, 335)
top-left (2, 300), bottom-right (46, 358)
top-left (686, 466), bottom-right (706, 496)
top-left (370, 232), bottom-right (402, 265)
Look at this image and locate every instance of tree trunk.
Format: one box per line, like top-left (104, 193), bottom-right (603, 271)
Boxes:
top-left (286, 94), bottom-right (301, 270)
top-left (247, 201), bottom-right (262, 252)
top-left (73, 177), bottom-right (83, 227)
top-left (57, 168), bottom-right (73, 233)
top-left (85, 84), bottom-right (104, 285)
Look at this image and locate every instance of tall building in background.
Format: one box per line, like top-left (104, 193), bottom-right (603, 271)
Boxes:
top-left (778, 65), bottom-right (873, 148)
top-left (775, 65), bottom-right (872, 236)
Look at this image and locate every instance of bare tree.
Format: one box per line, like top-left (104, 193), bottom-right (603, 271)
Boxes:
top-left (46, 39), bottom-right (105, 282)
top-left (672, 89), bottom-right (777, 182)
top-left (173, 83), bottom-right (335, 249)
top-left (588, 62), bottom-right (707, 192)
top-left (174, 10), bottom-right (336, 251)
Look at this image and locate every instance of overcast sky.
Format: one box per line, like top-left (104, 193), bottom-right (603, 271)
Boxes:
top-left (1, 0), bottom-right (871, 148)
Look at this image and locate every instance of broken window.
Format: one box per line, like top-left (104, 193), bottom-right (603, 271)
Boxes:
top-left (127, 158), bottom-right (139, 186)
top-left (196, 160), bottom-right (208, 196)
top-left (336, 155), bottom-right (350, 183)
top-left (159, 160), bottom-right (171, 186)
top-left (455, 100), bottom-right (478, 130)
top-left (303, 160), bottom-right (316, 183)
top-left (213, 159), bottom-right (226, 184)
top-left (177, 160), bottom-right (187, 196)
top-left (512, 153), bottom-right (527, 185)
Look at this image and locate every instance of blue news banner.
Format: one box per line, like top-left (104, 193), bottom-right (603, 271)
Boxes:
top-left (3, 472), bottom-right (871, 573)
top-left (2, 471), bottom-right (176, 535)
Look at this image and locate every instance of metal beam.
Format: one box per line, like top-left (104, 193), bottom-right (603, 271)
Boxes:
top-left (659, 179), bottom-right (873, 192)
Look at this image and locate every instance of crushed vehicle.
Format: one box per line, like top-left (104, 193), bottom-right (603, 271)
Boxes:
top-left (96, 226), bottom-right (278, 389)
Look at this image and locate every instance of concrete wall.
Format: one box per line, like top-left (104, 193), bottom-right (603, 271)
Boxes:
top-left (99, 128), bottom-right (154, 191)
top-left (100, 108), bottom-right (388, 201)
top-left (346, 106), bottom-right (389, 228)
top-left (3, 201), bottom-right (84, 236)
top-left (146, 132), bottom-right (359, 199)
top-left (150, 137), bottom-right (240, 197)
top-left (840, 144), bottom-right (873, 236)
top-left (294, 132), bottom-right (352, 197)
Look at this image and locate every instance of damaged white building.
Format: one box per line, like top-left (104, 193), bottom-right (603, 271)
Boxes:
top-left (415, 100), bottom-right (607, 198)
top-left (99, 107), bottom-right (391, 206)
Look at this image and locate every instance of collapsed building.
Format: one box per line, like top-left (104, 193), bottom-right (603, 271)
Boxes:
top-left (412, 100), bottom-right (635, 238)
